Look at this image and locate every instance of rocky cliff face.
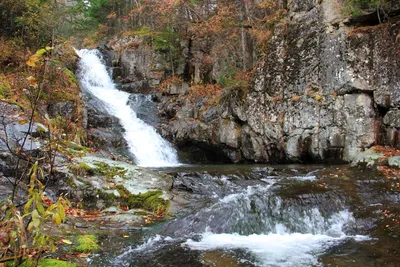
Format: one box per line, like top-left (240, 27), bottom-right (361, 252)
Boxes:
top-left (107, 0), bottom-right (400, 164)
top-left (245, 0), bottom-right (400, 163)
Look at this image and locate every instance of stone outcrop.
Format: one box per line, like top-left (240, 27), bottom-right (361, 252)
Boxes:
top-left (83, 93), bottom-right (129, 157)
top-left (100, 36), bottom-right (175, 94)
top-left (157, 1), bottom-right (400, 163)
top-left (100, 1), bottom-right (400, 164)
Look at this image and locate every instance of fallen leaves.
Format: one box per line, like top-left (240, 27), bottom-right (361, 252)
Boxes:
top-left (66, 208), bottom-right (101, 221)
top-left (373, 145), bottom-right (400, 158)
top-left (377, 166), bottom-right (400, 180)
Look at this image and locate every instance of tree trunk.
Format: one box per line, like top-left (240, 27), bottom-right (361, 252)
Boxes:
top-left (237, 0), bottom-right (252, 70)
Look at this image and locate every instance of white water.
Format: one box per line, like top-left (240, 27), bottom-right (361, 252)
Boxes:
top-left (76, 49), bottom-right (180, 167)
top-left (184, 210), bottom-right (370, 266)
top-left (180, 184), bottom-right (370, 266)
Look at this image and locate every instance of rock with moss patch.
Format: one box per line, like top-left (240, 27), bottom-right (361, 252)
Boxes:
top-left (63, 156), bottom-right (173, 211)
top-left (127, 190), bottom-right (170, 212)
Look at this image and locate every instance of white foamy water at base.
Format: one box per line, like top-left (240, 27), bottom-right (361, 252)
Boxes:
top-left (76, 49), bottom-right (180, 167)
top-left (183, 210), bottom-right (370, 266)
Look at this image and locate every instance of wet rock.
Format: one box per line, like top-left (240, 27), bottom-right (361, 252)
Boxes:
top-left (388, 156), bottom-right (400, 168)
top-left (83, 94), bottom-right (128, 155)
top-left (128, 94), bottom-right (159, 127)
top-left (383, 110), bottom-right (400, 148)
top-left (161, 3), bottom-right (399, 164)
top-left (86, 96), bottom-right (115, 128)
top-left (287, 0), bottom-right (316, 12)
top-left (342, 94), bottom-right (376, 161)
top-left (117, 80), bottom-right (152, 94)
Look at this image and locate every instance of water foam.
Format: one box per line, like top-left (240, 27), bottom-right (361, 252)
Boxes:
top-left (76, 49), bottom-right (180, 167)
top-left (183, 210), bottom-right (370, 266)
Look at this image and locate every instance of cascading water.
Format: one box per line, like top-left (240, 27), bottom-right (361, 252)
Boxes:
top-left (76, 49), bottom-right (179, 167)
top-left (92, 167), bottom-right (381, 267)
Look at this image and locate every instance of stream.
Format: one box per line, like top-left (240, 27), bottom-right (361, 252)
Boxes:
top-left (75, 50), bottom-right (400, 266)
top-left (87, 165), bottom-right (399, 267)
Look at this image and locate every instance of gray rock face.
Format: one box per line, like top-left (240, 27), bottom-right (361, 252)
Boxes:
top-left (0, 102), bottom-right (48, 154)
top-left (104, 36), bottom-right (170, 91)
top-left (388, 156), bottom-right (400, 168)
top-left (157, 1), bottom-right (400, 163)
top-left (384, 109), bottom-right (400, 128)
top-left (128, 94), bottom-right (159, 128)
top-left (47, 101), bottom-right (76, 121)
top-left (167, 83), bottom-right (189, 95)
top-left (84, 94), bottom-right (128, 156)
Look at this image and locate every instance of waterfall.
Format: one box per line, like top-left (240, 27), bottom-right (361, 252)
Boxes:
top-left (76, 49), bottom-right (180, 167)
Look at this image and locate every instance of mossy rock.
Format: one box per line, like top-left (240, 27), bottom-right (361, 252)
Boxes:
top-left (18, 259), bottom-right (76, 267)
top-left (67, 141), bottom-right (91, 152)
top-left (93, 161), bottom-right (127, 180)
top-left (69, 162), bottom-right (95, 176)
top-left (74, 234), bottom-right (100, 253)
top-left (127, 190), bottom-right (170, 212)
top-left (115, 185), bottom-right (132, 198)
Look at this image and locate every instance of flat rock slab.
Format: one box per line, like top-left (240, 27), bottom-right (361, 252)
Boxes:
top-left (351, 149), bottom-right (386, 167)
top-left (388, 156), bottom-right (400, 168)
top-left (72, 156), bottom-right (172, 195)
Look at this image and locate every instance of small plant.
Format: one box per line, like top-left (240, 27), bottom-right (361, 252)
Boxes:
top-left (73, 235), bottom-right (100, 253)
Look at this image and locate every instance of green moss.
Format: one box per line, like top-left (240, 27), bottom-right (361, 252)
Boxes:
top-left (69, 162), bottom-right (94, 176)
top-left (78, 162), bottom-right (92, 171)
top-left (4, 99), bottom-right (25, 110)
top-left (128, 190), bottom-right (170, 212)
top-left (95, 189), bottom-right (118, 207)
top-left (93, 161), bottom-right (127, 180)
top-left (0, 76), bottom-right (11, 98)
top-left (50, 90), bottom-right (76, 101)
top-left (74, 234), bottom-right (100, 253)
top-left (112, 186), bottom-right (169, 213)
top-left (19, 259), bottom-right (76, 267)
top-left (115, 185), bottom-right (131, 198)
top-left (36, 125), bottom-right (47, 135)
top-left (67, 141), bottom-right (90, 152)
